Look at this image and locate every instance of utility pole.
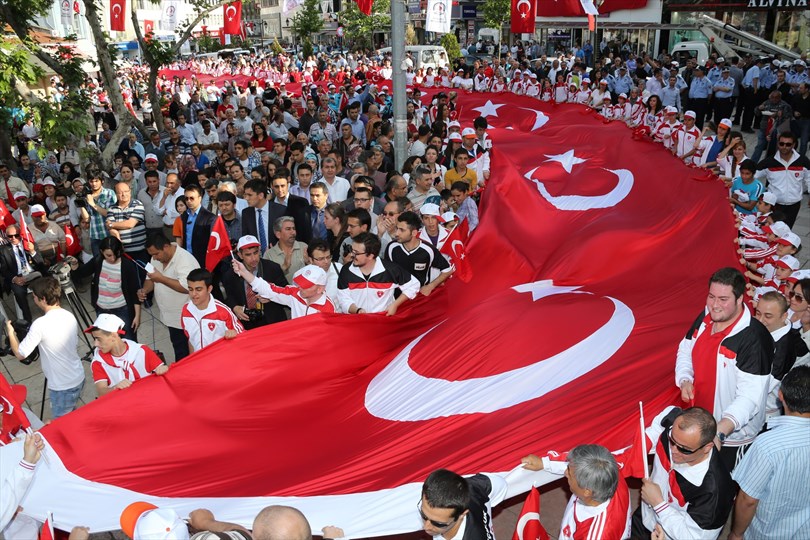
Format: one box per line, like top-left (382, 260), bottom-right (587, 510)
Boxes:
top-left (391, 0), bottom-right (407, 171)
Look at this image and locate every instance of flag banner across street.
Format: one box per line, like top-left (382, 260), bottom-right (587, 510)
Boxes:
top-left (0, 91), bottom-right (741, 536)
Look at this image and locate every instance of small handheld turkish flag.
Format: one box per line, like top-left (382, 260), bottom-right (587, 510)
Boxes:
top-left (0, 373), bottom-right (31, 445)
top-left (512, 486), bottom-right (550, 540)
top-left (41, 513), bottom-right (55, 540)
top-left (18, 215), bottom-right (36, 252)
top-left (205, 216), bottom-right (232, 271)
top-left (0, 198), bottom-right (16, 229)
top-left (64, 224), bottom-right (82, 257)
top-left (511, 0), bottom-right (536, 34)
top-left (440, 218), bottom-right (472, 282)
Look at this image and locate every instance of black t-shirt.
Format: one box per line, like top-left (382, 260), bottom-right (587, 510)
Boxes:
top-left (384, 240), bottom-right (449, 286)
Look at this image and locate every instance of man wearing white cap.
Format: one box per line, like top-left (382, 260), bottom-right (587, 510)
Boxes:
top-left (460, 128), bottom-right (490, 185)
top-left (30, 203), bottom-right (65, 265)
top-left (221, 235), bottom-right (288, 328)
top-left (232, 261), bottom-right (336, 319)
top-left (86, 313), bottom-right (168, 397)
top-left (10, 192), bottom-right (33, 226)
top-left (672, 111), bottom-right (702, 163)
top-left (419, 203), bottom-right (450, 251)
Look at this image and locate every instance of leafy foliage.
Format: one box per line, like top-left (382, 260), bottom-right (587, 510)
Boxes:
top-left (481, 0), bottom-right (510, 48)
top-left (405, 24), bottom-right (417, 46)
top-left (290, 0), bottom-right (324, 57)
top-left (340, 0), bottom-right (390, 51)
top-left (440, 33), bottom-right (461, 63)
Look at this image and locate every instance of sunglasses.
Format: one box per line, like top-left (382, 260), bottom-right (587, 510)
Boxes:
top-left (6, 233), bottom-right (20, 238)
top-left (667, 426), bottom-right (704, 455)
top-left (417, 502), bottom-right (456, 529)
top-left (778, 142), bottom-right (794, 147)
top-left (789, 291), bottom-right (806, 303)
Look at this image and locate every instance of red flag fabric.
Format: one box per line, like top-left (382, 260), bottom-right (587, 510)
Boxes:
top-left (205, 215), bottom-right (231, 271)
top-left (64, 224), bottom-right (82, 257)
top-left (109, 0), bottom-right (126, 31)
top-left (219, 27), bottom-right (227, 46)
top-left (0, 198), bottom-right (16, 228)
top-left (536, 0), bottom-right (646, 16)
top-left (355, 0), bottom-right (373, 15)
top-left (223, 2), bottom-right (242, 35)
top-left (143, 20), bottom-right (154, 37)
top-left (615, 411), bottom-right (653, 479)
top-left (512, 486), bottom-right (550, 540)
top-left (18, 214), bottom-right (35, 252)
top-left (41, 513), bottom-right (55, 540)
top-left (511, 0), bottom-right (536, 34)
top-left (9, 94), bottom-right (736, 534)
top-left (439, 218), bottom-right (472, 282)
top-left (0, 373), bottom-right (30, 445)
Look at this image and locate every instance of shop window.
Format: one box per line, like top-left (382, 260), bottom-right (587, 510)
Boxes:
top-left (774, 11), bottom-right (809, 53)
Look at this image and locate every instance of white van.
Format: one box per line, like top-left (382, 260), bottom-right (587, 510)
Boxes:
top-left (377, 45), bottom-right (449, 71)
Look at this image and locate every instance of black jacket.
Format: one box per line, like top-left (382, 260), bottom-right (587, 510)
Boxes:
top-left (181, 207), bottom-right (217, 268)
top-left (221, 259), bottom-right (288, 329)
top-left (0, 244), bottom-right (46, 291)
top-left (241, 202), bottom-right (287, 249)
top-left (280, 194), bottom-right (313, 244)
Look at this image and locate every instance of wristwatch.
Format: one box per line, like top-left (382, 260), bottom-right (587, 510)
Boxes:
top-left (717, 432), bottom-right (727, 444)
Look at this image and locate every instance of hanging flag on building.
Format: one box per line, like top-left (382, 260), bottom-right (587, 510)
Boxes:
top-left (162, 0), bottom-right (179, 29)
top-left (510, 0), bottom-right (536, 34)
top-left (109, 0), bottom-right (126, 31)
top-left (60, 0), bottom-right (74, 29)
top-left (425, 0), bottom-right (451, 34)
top-left (223, 1), bottom-right (243, 35)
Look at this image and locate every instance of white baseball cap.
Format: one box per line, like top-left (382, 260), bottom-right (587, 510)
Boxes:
top-left (420, 203), bottom-right (441, 217)
top-left (775, 255), bottom-right (800, 271)
top-left (13, 191), bottom-right (27, 200)
top-left (236, 235), bottom-right (260, 251)
top-left (84, 313), bottom-right (125, 334)
top-left (30, 204), bottom-right (46, 216)
top-left (461, 127), bottom-right (476, 139)
top-left (684, 110), bottom-right (696, 119)
top-left (293, 265), bottom-right (327, 288)
top-left (120, 502), bottom-right (189, 540)
top-left (760, 192), bottom-right (778, 206)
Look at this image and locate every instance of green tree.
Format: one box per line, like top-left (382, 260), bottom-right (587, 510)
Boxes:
top-left (481, 0), bottom-right (510, 59)
top-left (340, 0), bottom-right (390, 52)
top-left (0, 0), bottom-right (110, 164)
top-left (290, 0), bottom-right (324, 58)
top-left (405, 24), bottom-right (417, 46)
top-left (439, 33), bottom-right (461, 63)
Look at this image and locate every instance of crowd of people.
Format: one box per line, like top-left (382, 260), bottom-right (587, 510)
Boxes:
top-left (1, 40), bottom-right (809, 539)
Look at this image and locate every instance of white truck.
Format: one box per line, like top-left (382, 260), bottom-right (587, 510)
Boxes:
top-left (671, 15), bottom-right (799, 66)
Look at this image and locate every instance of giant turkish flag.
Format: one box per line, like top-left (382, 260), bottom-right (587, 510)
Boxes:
top-left (1, 95), bottom-right (738, 535)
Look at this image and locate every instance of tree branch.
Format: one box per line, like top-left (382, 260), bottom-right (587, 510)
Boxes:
top-left (172, 0), bottom-right (235, 56)
top-left (0, 3), bottom-right (68, 78)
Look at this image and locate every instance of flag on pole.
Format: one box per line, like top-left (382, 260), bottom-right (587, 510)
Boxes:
top-left (110, 0), bottom-right (126, 32)
top-left (64, 224), bottom-right (82, 257)
top-left (0, 373), bottom-right (30, 445)
top-left (615, 403), bottom-right (654, 478)
top-left (439, 218), bottom-right (472, 282)
top-left (355, 0), bottom-right (373, 15)
top-left (512, 486), bottom-right (550, 540)
top-left (425, 0), bottom-right (451, 34)
top-left (162, 0), bottom-right (179, 30)
top-left (510, 0), bottom-right (535, 34)
top-left (143, 20), bottom-right (155, 38)
top-left (205, 216), bottom-right (232, 271)
top-left (41, 513), bottom-right (55, 540)
top-left (223, 2), bottom-right (243, 35)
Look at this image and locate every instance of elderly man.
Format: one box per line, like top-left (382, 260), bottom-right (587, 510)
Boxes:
top-left (522, 444), bottom-right (632, 539)
top-left (221, 235), bottom-right (288, 329)
top-left (675, 267), bottom-right (773, 471)
top-left (106, 182), bottom-right (147, 262)
top-left (0, 223), bottom-right (47, 322)
top-left (751, 91), bottom-right (793, 162)
top-left (730, 366), bottom-right (810, 540)
top-left (264, 216), bottom-right (308, 284)
top-left (29, 204), bottom-right (65, 265)
top-left (630, 407), bottom-right (735, 539)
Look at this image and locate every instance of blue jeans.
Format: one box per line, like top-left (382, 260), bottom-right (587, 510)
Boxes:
top-left (50, 379), bottom-right (85, 418)
top-left (751, 127), bottom-right (777, 163)
top-left (794, 117), bottom-right (810, 157)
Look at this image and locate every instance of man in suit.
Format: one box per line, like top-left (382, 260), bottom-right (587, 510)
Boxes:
top-left (241, 179), bottom-right (286, 254)
top-left (221, 235), bottom-right (288, 329)
top-left (180, 184), bottom-right (216, 269)
top-left (0, 223), bottom-right (47, 322)
top-left (270, 175), bottom-right (312, 243)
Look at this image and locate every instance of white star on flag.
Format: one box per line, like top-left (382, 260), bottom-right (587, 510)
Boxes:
top-left (544, 150), bottom-right (587, 173)
top-left (472, 100), bottom-right (505, 119)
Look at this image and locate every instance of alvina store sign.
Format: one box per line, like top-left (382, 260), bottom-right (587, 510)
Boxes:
top-left (746, 0), bottom-right (806, 8)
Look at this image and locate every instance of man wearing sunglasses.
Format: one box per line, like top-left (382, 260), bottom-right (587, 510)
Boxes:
top-left (632, 407), bottom-right (735, 540)
top-left (675, 267), bottom-right (774, 472)
top-left (417, 468), bottom-right (507, 540)
top-left (754, 131), bottom-right (810, 228)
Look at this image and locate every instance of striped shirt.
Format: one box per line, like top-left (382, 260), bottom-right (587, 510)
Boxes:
top-left (732, 416), bottom-right (810, 539)
top-left (107, 200), bottom-right (146, 253)
top-left (97, 260), bottom-right (126, 309)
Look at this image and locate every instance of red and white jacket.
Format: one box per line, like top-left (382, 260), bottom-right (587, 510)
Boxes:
top-left (181, 298), bottom-right (244, 351)
top-left (91, 340), bottom-right (164, 387)
top-left (671, 125), bottom-right (702, 161)
top-left (249, 277), bottom-right (337, 319)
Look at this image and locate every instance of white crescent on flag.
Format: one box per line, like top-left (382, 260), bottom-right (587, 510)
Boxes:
top-left (525, 167), bottom-right (634, 211)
